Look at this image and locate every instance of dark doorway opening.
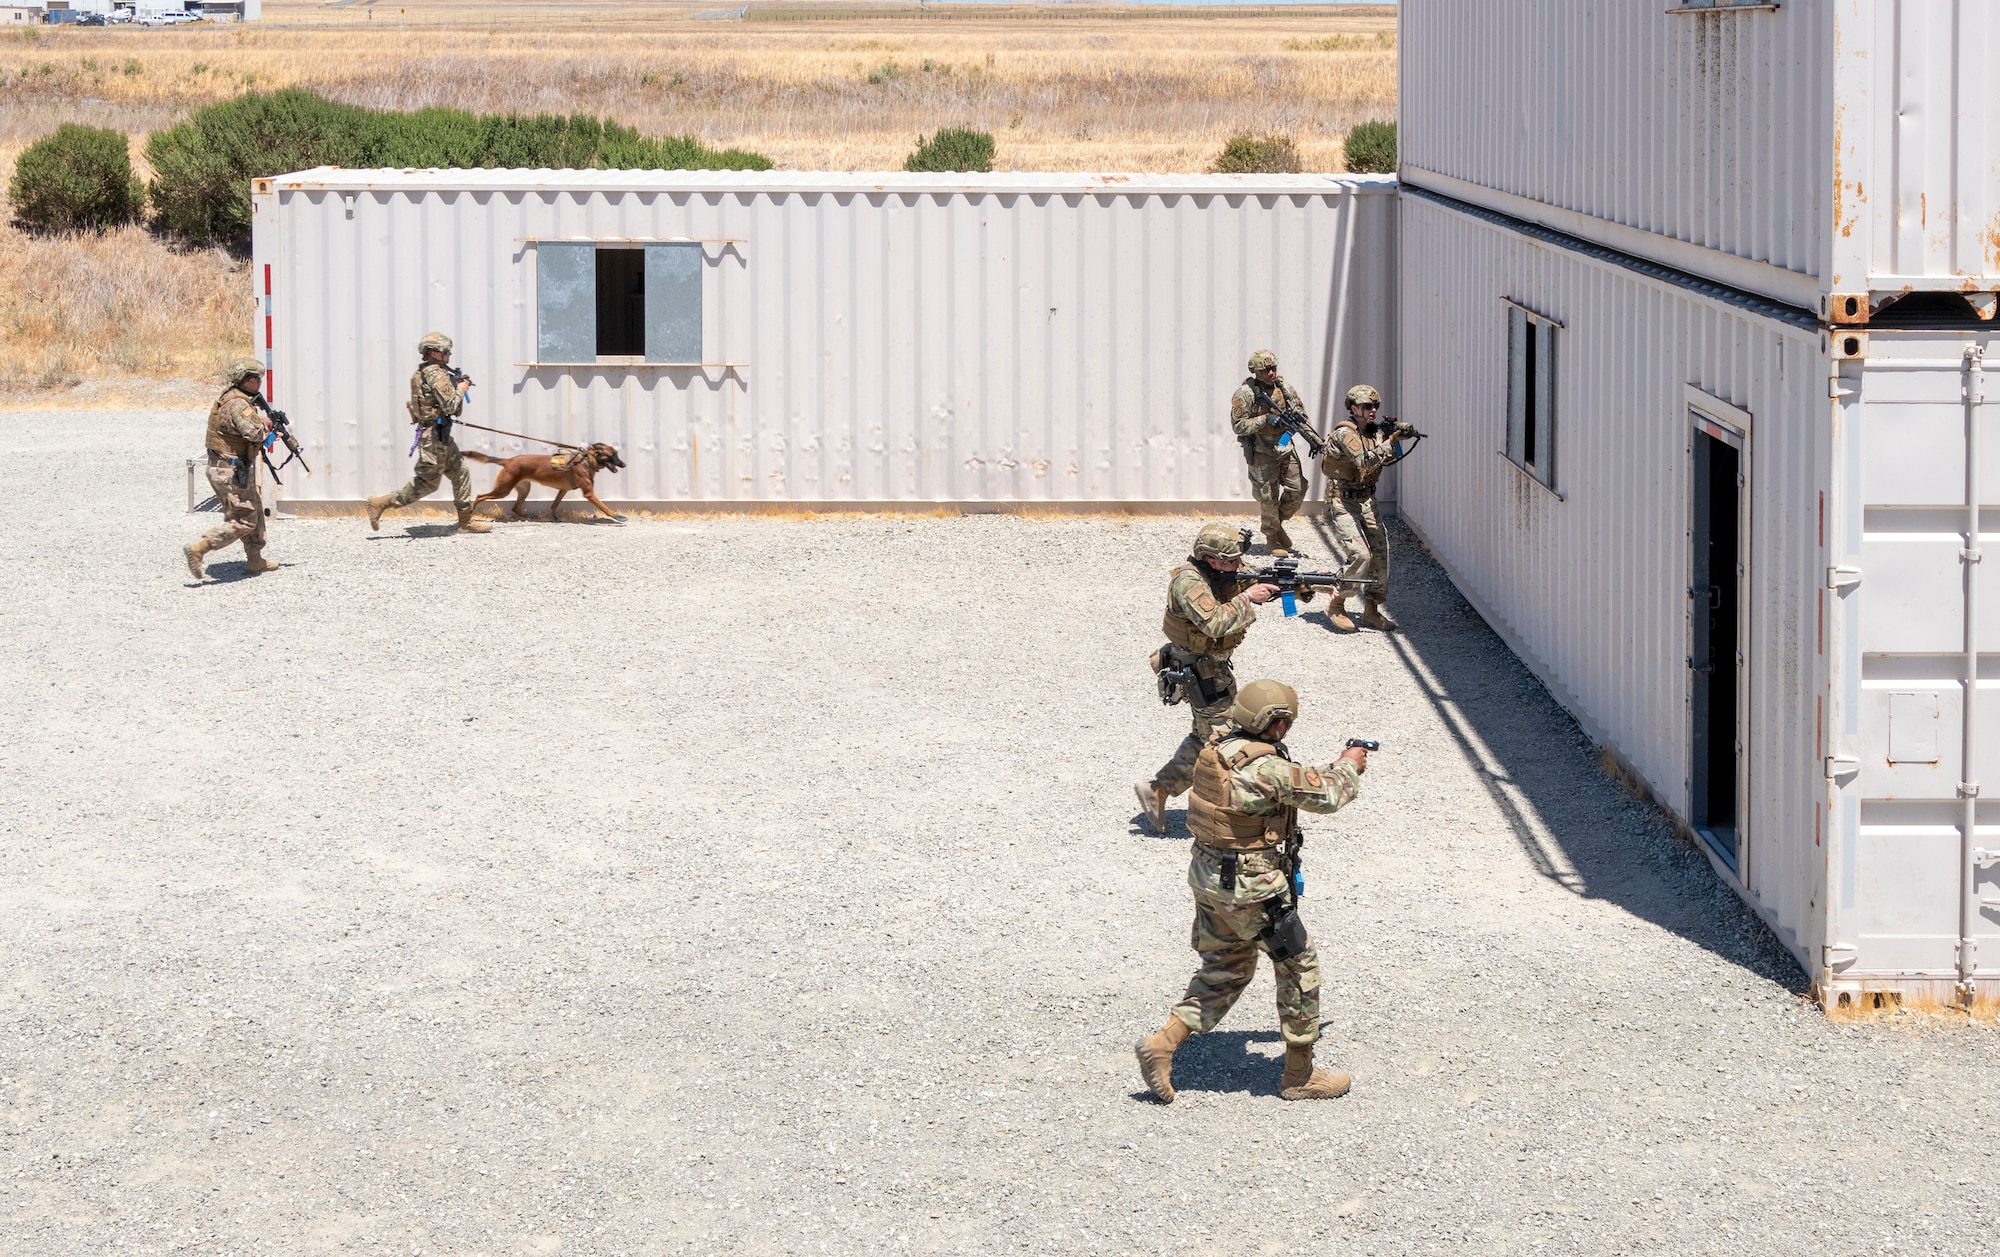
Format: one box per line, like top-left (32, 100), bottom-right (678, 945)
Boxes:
top-left (596, 248), bottom-right (645, 356)
top-left (1690, 424), bottom-right (1743, 867)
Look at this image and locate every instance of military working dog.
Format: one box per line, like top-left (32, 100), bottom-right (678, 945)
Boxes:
top-left (465, 443), bottom-right (626, 522)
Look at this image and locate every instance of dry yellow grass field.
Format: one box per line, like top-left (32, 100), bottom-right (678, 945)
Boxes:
top-left (0, 2), bottom-right (1397, 401)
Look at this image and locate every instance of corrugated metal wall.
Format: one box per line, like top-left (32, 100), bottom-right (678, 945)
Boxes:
top-left (1397, 192), bottom-right (1829, 965)
top-left (1829, 0), bottom-right (2000, 297)
top-left (253, 171), bottom-right (1397, 507)
top-left (1400, 0), bottom-right (2000, 307)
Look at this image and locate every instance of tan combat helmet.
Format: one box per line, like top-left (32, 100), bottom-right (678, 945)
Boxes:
top-left (224, 356), bottom-right (264, 386)
top-left (1248, 349), bottom-right (1279, 373)
top-left (1345, 384), bottom-right (1381, 408)
top-left (1190, 521), bottom-right (1246, 564)
top-left (1229, 679), bottom-right (1299, 734)
top-left (418, 331), bottom-right (454, 356)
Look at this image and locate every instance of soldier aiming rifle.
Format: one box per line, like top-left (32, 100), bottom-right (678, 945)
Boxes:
top-left (1321, 384), bottom-right (1422, 632)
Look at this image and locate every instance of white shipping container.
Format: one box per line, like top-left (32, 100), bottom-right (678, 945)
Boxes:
top-left (1399, 0), bottom-right (2000, 321)
top-left (250, 169), bottom-right (1397, 511)
top-left (1398, 188), bottom-right (2000, 1002)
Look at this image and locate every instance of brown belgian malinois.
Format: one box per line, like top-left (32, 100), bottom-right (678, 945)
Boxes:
top-left (464, 443), bottom-right (626, 522)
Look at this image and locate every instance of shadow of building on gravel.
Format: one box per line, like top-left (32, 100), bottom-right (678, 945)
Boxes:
top-left (1304, 511), bottom-right (1807, 993)
top-left (1131, 1029), bottom-right (1288, 1103)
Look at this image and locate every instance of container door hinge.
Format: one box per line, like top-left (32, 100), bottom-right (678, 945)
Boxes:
top-left (1825, 754), bottom-right (1860, 778)
top-left (1823, 943), bottom-right (1858, 969)
top-left (1828, 377), bottom-right (1856, 399)
top-left (1826, 565), bottom-right (1862, 590)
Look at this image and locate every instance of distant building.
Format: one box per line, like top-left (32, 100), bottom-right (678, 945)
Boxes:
top-left (0, 5), bottom-right (42, 22)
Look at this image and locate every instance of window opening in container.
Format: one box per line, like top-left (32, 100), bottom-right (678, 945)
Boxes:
top-left (596, 247), bottom-right (646, 358)
top-left (534, 241), bottom-right (706, 365)
top-left (1505, 302), bottom-right (1558, 491)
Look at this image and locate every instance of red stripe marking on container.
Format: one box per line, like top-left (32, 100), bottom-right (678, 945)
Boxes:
top-left (265, 315), bottom-right (273, 348)
top-left (263, 264), bottom-right (271, 296)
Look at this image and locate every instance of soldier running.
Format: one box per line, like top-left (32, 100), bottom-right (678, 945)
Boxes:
top-left (1230, 349), bottom-right (1310, 557)
top-left (184, 357), bottom-right (280, 581)
top-left (1320, 384), bottom-right (1412, 632)
top-left (1134, 680), bottom-right (1367, 1103)
top-left (366, 332), bottom-right (491, 534)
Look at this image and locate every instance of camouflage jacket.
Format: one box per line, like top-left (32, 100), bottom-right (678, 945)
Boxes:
top-left (408, 361), bottom-right (464, 425)
top-left (204, 385), bottom-right (268, 459)
top-left (1322, 417), bottom-right (1398, 488)
top-left (1186, 731), bottom-right (1362, 902)
top-left (1229, 375), bottom-right (1307, 462)
top-left (1162, 560), bottom-right (1256, 663)
top-left (1213, 732), bottom-right (1361, 820)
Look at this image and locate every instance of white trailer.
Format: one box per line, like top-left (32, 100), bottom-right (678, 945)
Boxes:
top-left (249, 169), bottom-right (1397, 513)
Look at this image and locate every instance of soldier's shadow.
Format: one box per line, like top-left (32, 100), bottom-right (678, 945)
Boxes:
top-left (190, 559), bottom-right (279, 584)
top-left (1127, 807), bottom-right (1191, 842)
top-left (368, 524), bottom-right (460, 541)
top-left (1131, 1029), bottom-right (1287, 1102)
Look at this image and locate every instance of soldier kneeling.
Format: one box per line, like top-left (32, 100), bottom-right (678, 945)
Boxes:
top-left (1135, 680), bottom-right (1368, 1103)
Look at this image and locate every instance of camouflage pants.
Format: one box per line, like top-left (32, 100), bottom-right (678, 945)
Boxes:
top-left (1329, 483), bottom-right (1389, 602)
top-left (1247, 452), bottom-right (1305, 552)
top-left (1171, 845), bottom-right (1322, 1048)
top-left (392, 429), bottom-right (473, 510)
top-left (1151, 656), bottom-right (1236, 797)
top-left (198, 455), bottom-right (266, 553)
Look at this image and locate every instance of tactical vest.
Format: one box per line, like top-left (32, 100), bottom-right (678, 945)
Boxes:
top-left (1240, 377), bottom-right (1290, 462)
top-left (407, 363), bottom-right (456, 426)
top-left (1324, 419), bottom-right (1384, 487)
top-left (204, 387), bottom-right (256, 459)
top-left (1161, 563), bottom-right (1247, 658)
top-left (1187, 734), bottom-right (1296, 852)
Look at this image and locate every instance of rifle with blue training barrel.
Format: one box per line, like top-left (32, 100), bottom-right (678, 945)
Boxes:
top-left (1249, 381), bottom-right (1326, 458)
top-left (250, 396), bottom-right (309, 484)
top-left (1251, 557), bottom-right (1381, 618)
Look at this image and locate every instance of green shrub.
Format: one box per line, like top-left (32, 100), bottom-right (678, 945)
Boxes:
top-left (1343, 121), bottom-right (1397, 174)
top-left (8, 123), bottom-right (145, 233)
top-left (904, 128), bottom-right (995, 173)
top-left (1209, 133), bottom-right (1301, 175)
top-left (145, 88), bottom-right (774, 248)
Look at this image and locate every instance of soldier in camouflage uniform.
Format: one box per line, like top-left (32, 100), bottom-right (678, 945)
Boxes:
top-left (1320, 384), bottom-right (1412, 631)
top-left (1135, 680), bottom-right (1367, 1103)
top-left (1134, 522), bottom-right (1296, 833)
top-left (184, 357), bottom-right (280, 581)
top-left (366, 332), bottom-right (491, 534)
top-left (1230, 349), bottom-right (1310, 557)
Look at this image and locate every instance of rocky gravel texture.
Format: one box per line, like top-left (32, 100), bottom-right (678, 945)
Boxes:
top-left (4, 409), bottom-right (1999, 1256)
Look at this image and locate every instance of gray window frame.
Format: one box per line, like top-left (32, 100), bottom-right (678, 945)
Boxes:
top-left (1505, 299), bottom-right (1560, 492)
top-left (533, 239), bottom-right (706, 366)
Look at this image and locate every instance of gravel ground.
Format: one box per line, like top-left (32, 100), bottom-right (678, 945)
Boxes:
top-left (5, 409), bottom-right (2000, 1257)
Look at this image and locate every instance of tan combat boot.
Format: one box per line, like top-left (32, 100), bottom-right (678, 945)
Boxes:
top-left (1326, 599), bottom-right (1357, 633)
top-left (1279, 1045), bottom-right (1352, 1100)
top-left (183, 539), bottom-right (210, 580)
top-left (1361, 599), bottom-right (1399, 632)
top-left (1134, 782), bottom-right (1169, 835)
top-left (455, 507), bottom-right (492, 534)
top-left (366, 493), bottom-right (396, 531)
top-left (242, 544), bottom-right (278, 575)
top-left (1134, 1017), bottom-right (1193, 1103)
